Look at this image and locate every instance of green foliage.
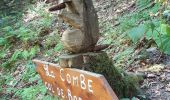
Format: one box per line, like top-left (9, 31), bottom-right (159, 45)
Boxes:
top-left (161, 24), bottom-right (170, 36)
top-left (0, 0), bottom-right (31, 16)
top-left (0, 1), bottom-right (59, 99)
top-left (118, 1), bottom-right (160, 33)
top-left (2, 46), bottom-right (39, 68)
top-left (136, 0), bottom-right (151, 9)
top-left (154, 34), bottom-right (170, 54)
top-left (124, 1), bottom-right (170, 54)
top-left (22, 62), bottom-right (37, 81)
top-left (22, 47), bottom-right (39, 60)
top-left (0, 46), bottom-right (10, 59)
top-left (54, 42), bottom-right (63, 52)
top-left (13, 63), bottom-right (55, 99)
top-left (2, 0), bottom-right (167, 99)
top-left (0, 37), bottom-right (8, 46)
top-left (16, 27), bottom-right (37, 42)
top-left (127, 18), bottom-right (170, 54)
top-left (14, 82), bottom-right (47, 99)
top-left (128, 24), bottom-right (147, 43)
top-left (2, 50), bottom-right (22, 68)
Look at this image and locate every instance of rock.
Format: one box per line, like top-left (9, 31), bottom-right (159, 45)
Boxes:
top-left (146, 64), bottom-right (165, 72)
top-left (166, 83), bottom-right (170, 92)
top-left (147, 74), bottom-right (156, 78)
top-left (166, 73), bottom-right (170, 81)
top-left (146, 47), bottom-right (161, 63)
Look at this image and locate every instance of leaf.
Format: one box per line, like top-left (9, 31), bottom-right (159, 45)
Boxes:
top-left (22, 50), bottom-right (30, 60)
top-left (120, 98), bottom-right (130, 100)
top-left (161, 24), bottom-right (167, 34)
top-left (29, 47), bottom-right (38, 58)
top-left (132, 97), bottom-right (140, 100)
top-left (128, 24), bottom-right (147, 43)
top-left (0, 38), bottom-right (8, 46)
top-left (154, 34), bottom-right (170, 54)
top-left (136, 0), bottom-right (151, 9)
top-left (54, 43), bottom-right (63, 52)
top-left (161, 24), bottom-right (170, 37)
top-left (11, 50), bottom-right (22, 61)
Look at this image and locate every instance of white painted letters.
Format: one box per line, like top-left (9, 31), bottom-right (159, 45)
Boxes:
top-left (60, 68), bottom-right (65, 81)
top-left (73, 76), bottom-right (79, 86)
top-left (88, 80), bottom-right (93, 93)
top-left (80, 74), bottom-right (86, 90)
top-left (44, 68), bottom-right (94, 100)
top-left (66, 74), bottom-right (71, 84)
top-left (43, 64), bottom-right (55, 78)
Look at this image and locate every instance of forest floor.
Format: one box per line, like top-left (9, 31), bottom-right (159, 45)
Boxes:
top-left (1, 0), bottom-right (170, 100)
top-left (94, 0), bottom-right (170, 100)
top-left (95, 0), bottom-right (170, 100)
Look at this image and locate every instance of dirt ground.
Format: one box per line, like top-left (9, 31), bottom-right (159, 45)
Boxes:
top-left (93, 0), bottom-right (170, 99)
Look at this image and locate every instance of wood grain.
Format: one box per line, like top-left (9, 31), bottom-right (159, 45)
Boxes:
top-left (33, 59), bottom-right (118, 100)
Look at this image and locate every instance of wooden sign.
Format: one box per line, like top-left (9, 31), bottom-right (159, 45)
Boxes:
top-left (33, 59), bottom-right (118, 100)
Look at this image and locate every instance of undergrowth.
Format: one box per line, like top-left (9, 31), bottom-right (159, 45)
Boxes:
top-left (0, 1), bottom-right (61, 99)
top-left (101, 0), bottom-right (169, 71)
top-left (0, 0), bottom-right (169, 99)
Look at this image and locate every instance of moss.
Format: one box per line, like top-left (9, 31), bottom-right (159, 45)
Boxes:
top-left (84, 52), bottom-right (140, 98)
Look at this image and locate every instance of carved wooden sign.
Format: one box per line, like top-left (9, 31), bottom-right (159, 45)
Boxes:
top-left (33, 59), bottom-right (118, 100)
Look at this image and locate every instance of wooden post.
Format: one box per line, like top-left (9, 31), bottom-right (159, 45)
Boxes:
top-left (39, 0), bottom-right (142, 99)
top-left (49, 0), bottom-right (99, 53)
top-left (57, 52), bottom-right (141, 98)
top-left (59, 54), bottom-right (83, 68)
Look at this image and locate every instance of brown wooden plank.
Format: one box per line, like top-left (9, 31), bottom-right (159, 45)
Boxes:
top-left (33, 59), bottom-right (119, 100)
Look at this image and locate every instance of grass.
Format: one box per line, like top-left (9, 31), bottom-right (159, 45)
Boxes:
top-left (0, 0), bottom-right (166, 99)
top-left (0, 1), bottom-right (60, 99)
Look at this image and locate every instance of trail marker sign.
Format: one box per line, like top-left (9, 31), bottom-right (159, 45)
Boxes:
top-left (33, 59), bottom-right (118, 100)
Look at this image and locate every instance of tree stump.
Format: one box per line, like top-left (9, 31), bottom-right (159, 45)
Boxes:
top-left (49, 0), bottom-right (141, 98)
top-left (59, 52), bottom-right (141, 98)
top-left (59, 54), bottom-right (83, 68)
